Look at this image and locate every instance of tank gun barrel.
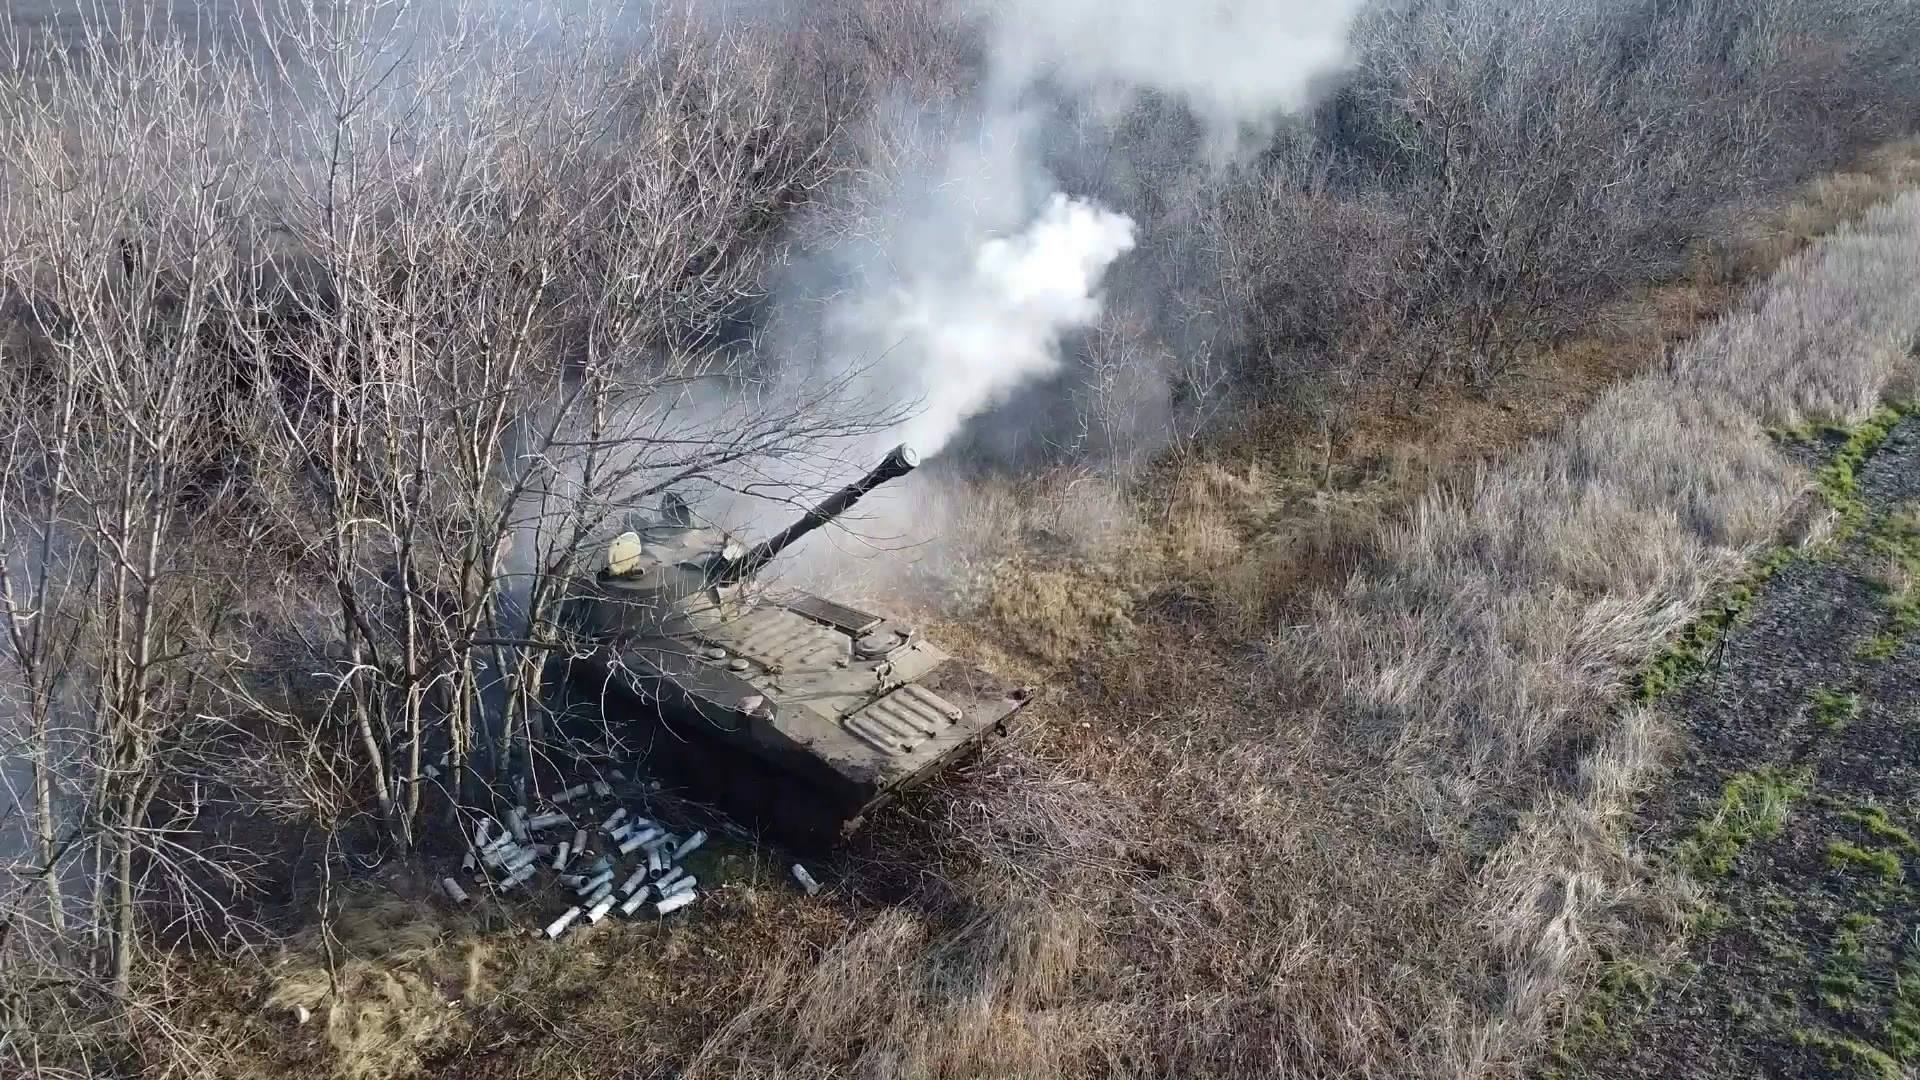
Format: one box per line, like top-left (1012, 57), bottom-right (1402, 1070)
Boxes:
top-left (719, 444), bottom-right (919, 583)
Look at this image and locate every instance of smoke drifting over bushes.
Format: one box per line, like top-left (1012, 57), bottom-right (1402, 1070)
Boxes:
top-left (831, 193), bottom-right (1137, 456)
top-left (982, 0), bottom-right (1362, 132)
top-left (724, 0), bottom-right (1364, 583)
top-left (782, 0), bottom-right (1362, 476)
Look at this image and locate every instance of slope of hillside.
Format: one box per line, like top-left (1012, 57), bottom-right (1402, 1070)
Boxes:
top-left (9, 2), bottom-right (1920, 1073)
top-left (126, 176), bottom-right (1920, 1080)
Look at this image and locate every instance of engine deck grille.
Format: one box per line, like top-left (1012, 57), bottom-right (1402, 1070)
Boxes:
top-left (844, 684), bottom-right (965, 755)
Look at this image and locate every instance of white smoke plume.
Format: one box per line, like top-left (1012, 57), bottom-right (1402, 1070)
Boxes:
top-left (872, 193), bottom-right (1137, 455)
top-left (803, 0), bottom-right (1364, 469)
top-left (696, 0), bottom-right (1368, 573)
top-left (981, 0), bottom-right (1364, 132)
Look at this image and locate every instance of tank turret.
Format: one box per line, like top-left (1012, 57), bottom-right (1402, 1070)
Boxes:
top-left (547, 442), bottom-right (1030, 850)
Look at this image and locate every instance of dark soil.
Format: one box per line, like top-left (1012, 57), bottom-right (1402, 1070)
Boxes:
top-left (1551, 416), bottom-right (1920, 1080)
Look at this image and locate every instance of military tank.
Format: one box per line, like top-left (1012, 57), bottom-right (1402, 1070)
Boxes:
top-left (547, 445), bottom-right (1031, 849)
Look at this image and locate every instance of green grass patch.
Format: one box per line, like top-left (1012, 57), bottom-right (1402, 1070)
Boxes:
top-left (1821, 913), bottom-right (1881, 1013)
top-left (1827, 840), bottom-right (1905, 883)
top-left (1586, 959), bottom-right (1658, 1026)
top-left (1853, 503), bottom-right (1918, 661)
top-left (1856, 587), bottom-right (1920, 662)
top-left (1688, 902), bottom-right (1734, 934)
top-left (1793, 1027), bottom-right (1904, 1080)
top-left (1821, 970), bottom-right (1868, 1013)
top-left (1674, 766), bottom-right (1812, 877)
top-left (1857, 632), bottom-right (1903, 662)
top-left (1768, 418), bottom-right (1852, 444)
top-left (1809, 685), bottom-right (1863, 731)
top-left (1889, 938), bottom-right (1920, 1059)
top-left (1856, 568), bottom-right (1915, 661)
top-left (1841, 911), bottom-right (1883, 938)
top-left (1637, 545), bottom-right (1796, 701)
top-left (1549, 957), bottom-right (1661, 1066)
top-left (1840, 804), bottom-right (1920, 854)
top-left (1814, 404), bottom-right (1906, 539)
top-left (1866, 503), bottom-right (1920, 569)
top-left (1888, 592), bottom-right (1919, 634)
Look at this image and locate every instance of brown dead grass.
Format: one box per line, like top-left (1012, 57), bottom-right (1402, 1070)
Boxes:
top-left (155, 145), bottom-right (1920, 1080)
top-left (260, 888), bottom-right (502, 1080)
top-left (909, 144), bottom-right (1920, 669)
top-left (1119, 138), bottom-right (1920, 638)
top-left (981, 560), bottom-right (1135, 666)
top-left (119, 881), bottom-right (514, 1080)
top-left (674, 183), bottom-right (1920, 1080)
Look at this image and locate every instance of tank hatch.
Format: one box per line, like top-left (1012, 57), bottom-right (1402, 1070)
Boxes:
top-left (778, 594), bottom-right (882, 635)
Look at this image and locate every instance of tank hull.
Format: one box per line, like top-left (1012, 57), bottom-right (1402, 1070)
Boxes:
top-left (544, 443), bottom-right (1033, 850)
top-left (546, 649), bottom-right (1030, 850)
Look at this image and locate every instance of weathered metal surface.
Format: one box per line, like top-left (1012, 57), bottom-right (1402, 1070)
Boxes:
top-left (548, 445), bottom-right (1033, 849)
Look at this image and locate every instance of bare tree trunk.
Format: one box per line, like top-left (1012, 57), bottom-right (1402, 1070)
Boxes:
top-left (31, 692), bottom-right (66, 958)
top-left (112, 794), bottom-right (136, 997)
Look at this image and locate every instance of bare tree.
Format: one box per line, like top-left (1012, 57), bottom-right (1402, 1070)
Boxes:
top-left (0, 0), bottom-right (893, 1067)
top-left (0, 19), bottom-right (281, 1061)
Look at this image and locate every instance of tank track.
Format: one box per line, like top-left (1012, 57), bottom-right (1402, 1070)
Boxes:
top-left (545, 668), bottom-right (853, 850)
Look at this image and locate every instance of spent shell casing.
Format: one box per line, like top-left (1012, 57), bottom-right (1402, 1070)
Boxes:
top-left (544, 906), bottom-right (583, 939)
top-left (655, 891), bottom-right (697, 916)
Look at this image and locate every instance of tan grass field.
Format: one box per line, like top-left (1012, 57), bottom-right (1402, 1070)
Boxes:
top-left (137, 146), bottom-right (1920, 1080)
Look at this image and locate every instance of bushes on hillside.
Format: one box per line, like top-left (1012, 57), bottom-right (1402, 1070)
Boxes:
top-left (1079, 0), bottom-right (1920, 439)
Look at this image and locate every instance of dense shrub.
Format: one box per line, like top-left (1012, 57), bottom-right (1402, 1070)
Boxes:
top-left (1058, 0), bottom-right (1920, 436)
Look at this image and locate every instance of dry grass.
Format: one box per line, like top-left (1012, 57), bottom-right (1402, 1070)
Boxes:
top-left (259, 887), bottom-right (503, 1080)
top-left (980, 562), bottom-right (1136, 666)
top-left (901, 140), bottom-right (1920, 669)
top-left (667, 195), bottom-right (1920, 1080)
top-left (4, 3), bottom-right (1909, 1069)
top-left (1699, 140), bottom-right (1920, 287)
top-left (1124, 138), bottom-right (1920, 639)
top-left (152, 149), bottom-right (1920, 1080)
top-left (106, 880), bottom-right (515, 1080)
